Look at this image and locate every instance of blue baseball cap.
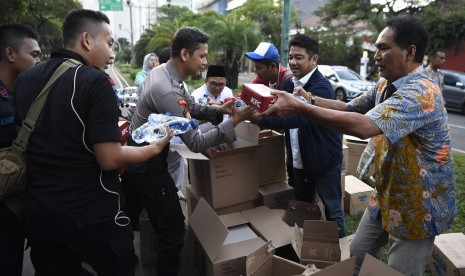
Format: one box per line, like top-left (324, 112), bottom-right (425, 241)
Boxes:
top-left (245, 42), bottom-right (280, 64)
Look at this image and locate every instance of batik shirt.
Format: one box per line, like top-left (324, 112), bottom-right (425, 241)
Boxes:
top-left (347, 66), bottom-right (457, 240)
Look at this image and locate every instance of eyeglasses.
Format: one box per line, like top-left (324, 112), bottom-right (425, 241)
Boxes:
top-left (209, 81), bottom-right (226, 89)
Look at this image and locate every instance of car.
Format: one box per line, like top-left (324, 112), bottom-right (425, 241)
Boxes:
top-left (442, 70), bottom-right (465, 114)
top-left (116, 86), bottom-right (139, 106)
top-left (318, 65), bottom-right (375, 102)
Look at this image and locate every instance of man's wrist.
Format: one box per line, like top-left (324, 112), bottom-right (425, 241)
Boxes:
top-left (307, 92), bottom-right (316, 105)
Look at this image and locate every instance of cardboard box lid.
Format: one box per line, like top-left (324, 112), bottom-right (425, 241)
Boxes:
top-left (241, 206), bottom-right (292, 249)
top-left (258, 182), bottom-right (292, 196)
top-left (359, 254), bottom-right (403, 276)
top-left (245, 241), bottom-right (275, 275)
top-left (171, 121), bottom-right (259, 160)
top-left (283, 200), bottom-right (323, 228)
top-left (312, 257), bottom-right (356, 276)
top-left (345, 175), bottom-right (374, 194)
top-left (189, 198), bottom-right (229, 261)
top-left (220, 211), bottom-right (250, 228)
top-left (434, 233), bottom-right (465, 268)
top-left (302, 221), bottom-right (339, 244)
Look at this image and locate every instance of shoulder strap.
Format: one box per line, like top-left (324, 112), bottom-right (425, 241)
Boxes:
top-left (11, 59), bottom-right (82, 155)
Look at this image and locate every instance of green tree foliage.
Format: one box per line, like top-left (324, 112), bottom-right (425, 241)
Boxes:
top-left (232, 0), bottom-right (288, 50)
top-left (206, 13), bottom-right (262, 88)
top-left (0, 0), bottom-right (82, 56)
top-left (317, 0), bottom-right (465, 58)
top-left (133, 5), bottom-right (262, 88)
top-left (420, 1), bottom-right (465, 53)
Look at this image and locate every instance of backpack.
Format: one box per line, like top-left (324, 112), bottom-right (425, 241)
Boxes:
top-left (0, 59), bottom-right (81, 199)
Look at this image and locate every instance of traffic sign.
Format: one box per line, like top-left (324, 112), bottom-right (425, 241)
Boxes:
top-left (99, 0), bottom-right (123, 11)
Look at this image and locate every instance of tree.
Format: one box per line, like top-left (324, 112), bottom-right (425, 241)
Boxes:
top-left (0, 0), bottom-right (82, 56)
top-left (232, 0), bottom-right (298, 50)
top-left (316, 0), bottom-right (465, 55)
top-left (420, 1), bottom-right (465, 53)
top-left (206, 13), bottom-right (262, 89)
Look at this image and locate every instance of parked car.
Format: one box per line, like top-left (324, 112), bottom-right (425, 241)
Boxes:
top-left (318, 65), bottom-right (375, 102)
top-left (442, 70), bottom-right (465, 114)
top-left (116, 86), bottom-right (139, 106)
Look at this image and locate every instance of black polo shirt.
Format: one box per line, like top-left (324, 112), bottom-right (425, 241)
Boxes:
top-left (15, 49), bottom-right (122, 220)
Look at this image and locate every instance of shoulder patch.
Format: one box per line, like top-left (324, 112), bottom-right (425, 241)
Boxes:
top-left (177, 98), bottom-right (191, 119)
top-left (0, 86), bottom-right (11, 100)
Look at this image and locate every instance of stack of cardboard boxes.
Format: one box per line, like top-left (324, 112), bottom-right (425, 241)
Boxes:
top-left (342, 135), bottom-right (375, 216)
top-left (138, 120), bottom-right (406, 274)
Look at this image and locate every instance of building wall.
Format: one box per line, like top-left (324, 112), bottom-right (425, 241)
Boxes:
top-left (444, 42), bottom-right (465, 71)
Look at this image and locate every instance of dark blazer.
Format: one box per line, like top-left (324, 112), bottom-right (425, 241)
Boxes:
top-left (260, 68), bottom-right (343, 177)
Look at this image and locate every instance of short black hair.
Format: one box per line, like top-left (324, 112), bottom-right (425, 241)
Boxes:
top-left (171, 27), bottom-right (209, 58)
top-left (63, 9), bottom-right (110, 47)
top-left (289, 34), bottom-right (319, 56)
top-left (386, 16), bottom-right (428, 64)
top-left (158, 47), bottom-right (171, 64)
top-left (0, 23), bottom-right (39, 61)
top-left (428, 48), bottom-right (445, 58)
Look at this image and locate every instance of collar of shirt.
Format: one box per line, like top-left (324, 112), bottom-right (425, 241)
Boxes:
top-left (390, 65), bottom-right (423, 91)
top-left (292, 67), bottom-right (317, 87)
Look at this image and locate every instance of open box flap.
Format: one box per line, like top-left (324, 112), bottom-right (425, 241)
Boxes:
top-left (189, 198), bottom-right (228, 261)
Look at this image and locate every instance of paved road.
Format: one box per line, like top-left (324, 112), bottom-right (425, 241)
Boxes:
top-left (447, 111), bottom-right (465, 154)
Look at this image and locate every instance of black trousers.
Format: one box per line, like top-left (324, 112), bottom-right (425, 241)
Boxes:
top-left (26, 215), bottom-right (135, 276)
top-left (0, 202), bottom-right (24, 276)
top-left (123, 171), bottom-right (185, 276)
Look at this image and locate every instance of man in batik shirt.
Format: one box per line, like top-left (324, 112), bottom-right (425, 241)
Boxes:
top-left (261, 15), bottom-right (456, 276)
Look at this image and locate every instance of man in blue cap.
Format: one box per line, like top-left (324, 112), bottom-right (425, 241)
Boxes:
top-left (245, 42), bottom-right (292, 91)
top-left (245, 42), bottom-right (295, 187)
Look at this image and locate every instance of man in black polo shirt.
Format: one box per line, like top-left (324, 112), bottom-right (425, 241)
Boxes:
top-left (14, 10), bottom-right (172, 275)
top-left (0, 23), bottom-right (41, 276)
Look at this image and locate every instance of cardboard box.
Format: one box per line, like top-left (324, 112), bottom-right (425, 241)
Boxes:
top-left (283, 200), bottom-right (323, 228)
top-left (248, 253), bottom-right (311, 276)
top-left (428, 233), bottom-right (465, 276)
top-left (241, 83), bottom-right (276, 112)
top-left (258, 182), bottom-right (294, 210)
top-left (359, 254), bottom-right (403, 276)
top-left (292, 220), bottom-right (341, 268)
top-left (343, 135), bottom-right (373, 176)
top-left (300, 254), bottom-right (401, 276)
top-left (312, 257), bottom-right (356, 276)
top-left (186, 184), bottom-right (258, 218)
top-left (258, 130), bottom-right (286, 186)
top-left (189, 198), bottom-right (293, 276)
top-left (344, 175), bottom-right (374, 215)
top-left (172, 122), bottom-right (260, 209)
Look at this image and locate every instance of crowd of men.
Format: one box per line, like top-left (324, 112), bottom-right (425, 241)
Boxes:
top-left (0, 8), bottom-right (456, 276)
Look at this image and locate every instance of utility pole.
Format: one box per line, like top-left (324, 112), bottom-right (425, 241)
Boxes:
top-left (127, 0), bottom-right (134, 68)
top-left (280, 0), bottom-right (291, 67)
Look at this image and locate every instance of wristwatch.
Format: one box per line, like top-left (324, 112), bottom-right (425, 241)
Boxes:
top-left (307, 92), bottom-right (317, 105)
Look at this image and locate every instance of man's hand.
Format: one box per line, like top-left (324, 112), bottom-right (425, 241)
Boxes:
top-left (263, 90), bottom-right (306, 118)
top-left (229, 98), bottom-right (254, 126)
top-left (216, 100), bottom-right (233, 115)
top-left (150, 127), bottom-right (174, 149)
top-left (293, 86), bottom-right (309, 100)
top-left (248, 109), bottom-right (264, 125)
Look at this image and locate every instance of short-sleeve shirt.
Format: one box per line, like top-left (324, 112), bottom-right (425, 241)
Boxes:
top-left (347, 66), bottom-right (457, 239)
top-left (14, 49), bottom-right (122, 221)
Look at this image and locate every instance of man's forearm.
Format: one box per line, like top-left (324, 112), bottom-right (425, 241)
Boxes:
top-left (314, 96), bottom-right (348, 111)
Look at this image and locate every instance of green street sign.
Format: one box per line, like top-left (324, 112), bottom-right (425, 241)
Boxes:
top-left (99, 0), bottom-right (123, 11)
